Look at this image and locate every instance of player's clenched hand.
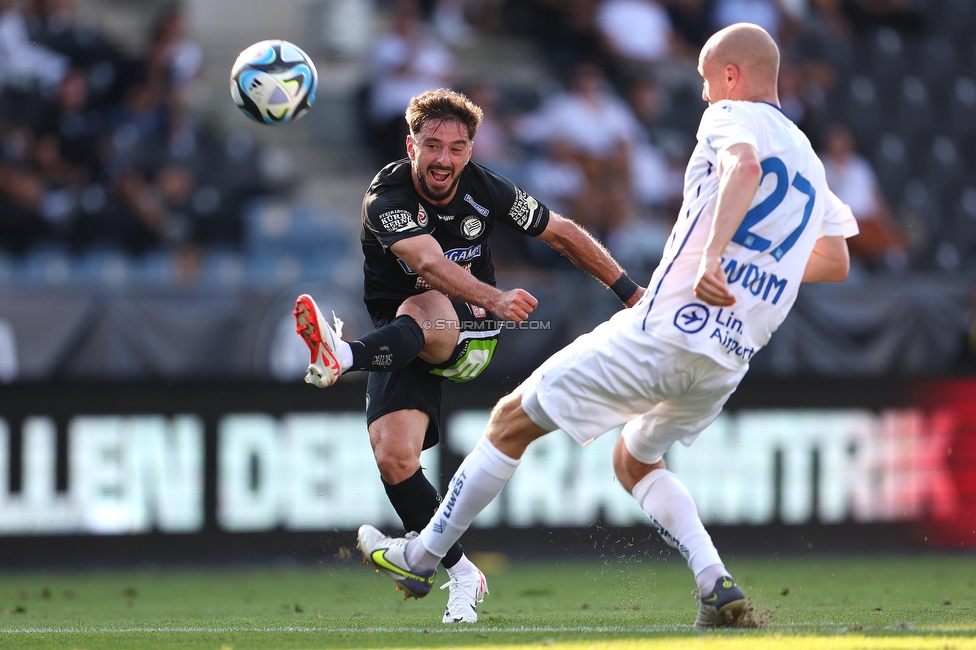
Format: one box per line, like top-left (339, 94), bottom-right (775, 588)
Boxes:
top-left (694, 258), bottom-right (735, 307)
top-left (494, 289), bottom-right (538, 323)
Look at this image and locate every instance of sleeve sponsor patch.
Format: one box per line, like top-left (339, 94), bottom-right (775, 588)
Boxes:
top-left (509, 187), bottom-right (541, 231)
top-left (378, 209), bottom-right (417, 232)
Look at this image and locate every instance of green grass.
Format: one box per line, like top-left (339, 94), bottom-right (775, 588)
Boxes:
top-left (0, 553), bottom-right (974, 649)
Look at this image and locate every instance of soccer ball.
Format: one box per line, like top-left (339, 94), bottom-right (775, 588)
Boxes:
top-left (230, 40), bottom-right (317, 126)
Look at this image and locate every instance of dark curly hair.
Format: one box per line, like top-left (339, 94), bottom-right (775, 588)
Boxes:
top-left (405, 88), bottom-right (484, 141)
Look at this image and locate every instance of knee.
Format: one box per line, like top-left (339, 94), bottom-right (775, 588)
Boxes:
top-left (485, 391), bottom-right (544, 457)
top-left (395, 298), bottom-right (424, 324)
top-left (613, 436), bottom-right (665, 494)
top-left (373, 446), bottom-right (419, 484)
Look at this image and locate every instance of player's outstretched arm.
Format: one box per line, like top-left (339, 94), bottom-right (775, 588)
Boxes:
top-left (390, 234), bottom-right (538, 323)
top-left (536, 213), bottom-right (645, 307)
top-left (802, 235), bottom-right (850, 283)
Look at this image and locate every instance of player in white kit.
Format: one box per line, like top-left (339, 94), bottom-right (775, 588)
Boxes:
top-left (357, 23), bottom-right (859, 627)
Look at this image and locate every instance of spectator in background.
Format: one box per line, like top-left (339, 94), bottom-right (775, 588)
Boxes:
top-left (514, 61), bottom-right (641, 242)
top-left (464, 80), bottom-right (517, 173)
top-left (366, 0), bottom-right (455, 166)
top-left (511, 0), bottom-right (603, 75)
top-left (777, 61), bottom-right (817, 135)
top-left (664, 0), bottom-right (711, 56)
top-left (625, 74), bottom-right (683, 213)
top-left (0, 126), bottom-right (51, 252)
top-left (594, 0), bottom-right (675, 85)
top-left (710, 0), bottom-right (784, 43)
top-left (0, 0), bottom-right (68, 92)
top-left (147, 3), bottom-right (203, 94)
top-left (820, 122), bottom-right (907, 270)
top-left (430, 0), bottom-right (479, 47)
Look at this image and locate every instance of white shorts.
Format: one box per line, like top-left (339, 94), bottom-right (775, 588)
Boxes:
top-left (520, 306), bottom-right (748, 464)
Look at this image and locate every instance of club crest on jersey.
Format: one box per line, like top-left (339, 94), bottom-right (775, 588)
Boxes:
top-left (461, 215), bottom-right (484, 239)
top-left (471, 305), bottom-right (486, 318)
top-left (417, 204), bottom-right (429, 227)
top-left (463, 193), bottom-right (489, 217)
top-left (673, 303), bottom-right (710, 334)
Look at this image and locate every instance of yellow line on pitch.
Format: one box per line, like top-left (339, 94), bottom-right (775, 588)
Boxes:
top-left (445, 637), bottom-right (976, 650)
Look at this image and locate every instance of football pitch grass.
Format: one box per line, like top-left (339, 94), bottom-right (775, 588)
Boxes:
top-left (0, 552), bottom-right (974, 649)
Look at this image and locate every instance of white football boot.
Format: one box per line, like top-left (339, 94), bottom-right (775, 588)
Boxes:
top-left (293, 293), bottom-right (344, 388)
top-left (440, 567), bottom-right (488, 623)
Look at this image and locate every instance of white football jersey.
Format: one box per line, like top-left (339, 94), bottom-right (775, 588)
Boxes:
top-left (640, 100), bottom-right (858, 370)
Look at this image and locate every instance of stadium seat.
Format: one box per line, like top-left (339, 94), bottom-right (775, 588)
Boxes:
top-left (131, 250), bottom-right (178, 287)
top-left (949, 77), bottom-right (976, 140)
top-left (845, 76), bottom-right (887, 145)
top-left (952, 186), bottom-right (976, 262)
top-left (917, 36), bottom-right (957, 105)
top-left (873, 133), bottom-right (911, 202)
top-left (20, 246), bottom-right (74, 286)
top-left (926, 136), bottom-right (965, 198)
top-left (76, 247), bottom-right (133, 288)
top-left (244, 251), bottom-right (305, 287)
top-left (897, 76), bottom-right (935, 152)
top-left (0, 251), bottom-right (15, 285)
top-left (199, 248), bottom-right (245, 288)
top-left (901, 178), bottom-right (945, 245)
top-left (869, 28), bottom-right (906, 88)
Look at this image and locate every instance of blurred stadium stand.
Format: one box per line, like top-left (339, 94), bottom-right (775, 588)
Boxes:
top-left (0, 0), bottom-right (974, 381)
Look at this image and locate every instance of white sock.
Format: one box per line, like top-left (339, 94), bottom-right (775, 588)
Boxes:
top-left (415, 435), bottom-right (519, 563)
top-left (445, 553), bottom-right (478, 579)
top-left (696, 563), bottom-right (729, 595)
top-left (632, 468), bottom-right (726, 594)
top-left (337, 340), bottom-right (353, 373)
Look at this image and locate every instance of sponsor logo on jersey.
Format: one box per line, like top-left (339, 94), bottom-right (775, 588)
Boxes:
top-left (379, 209), bottom-right (416, 232)
top-left (673, 303), bottom-right (710, 334)
top-left (438, 213), bottom-right (455, 221)
top-left (509, 188), bottom-right (541, 231)
top-left (461, 215), bottom-right (484, 239)
top-left (463, 193), bottom-right (489, 217)
top-left (709, 328), bottom-right (757, 361)
top-left (723, 258), bottom-right (788, 305)
top-left (417, 204), bottom-right (429, 227)
top-left (398, 244), bottom-right (482, 274)
top-left (443, 243), bottom-right (482, 263)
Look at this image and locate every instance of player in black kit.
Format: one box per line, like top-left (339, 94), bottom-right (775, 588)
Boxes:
top-left (294, 88), bottom-right (644, 623)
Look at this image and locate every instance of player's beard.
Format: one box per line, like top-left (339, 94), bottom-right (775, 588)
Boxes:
top-left (415, 164), bottom-right (460, 203)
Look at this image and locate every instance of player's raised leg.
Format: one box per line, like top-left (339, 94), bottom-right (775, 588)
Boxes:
top-left (294, 290), bottom-right (463, 388)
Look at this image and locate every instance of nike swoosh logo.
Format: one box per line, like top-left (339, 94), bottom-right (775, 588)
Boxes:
top-left (371, 550), bottom-right (431, 583)
top-left (703, 593), bottom-right (719, 604)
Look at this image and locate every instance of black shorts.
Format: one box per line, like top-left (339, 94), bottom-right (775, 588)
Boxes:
top-left (365, 299), bottom-right (501, 450)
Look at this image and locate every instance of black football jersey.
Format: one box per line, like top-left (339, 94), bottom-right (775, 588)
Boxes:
top-left (361, 159), bottom-right (551, 325)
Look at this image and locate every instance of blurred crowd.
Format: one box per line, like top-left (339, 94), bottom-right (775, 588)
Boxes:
top-left (0, 0), bottom-right (282, 264)
top-left (2, 0), bottom-right (971, 284)
top-left (362, 0), bottom-right (950, 276)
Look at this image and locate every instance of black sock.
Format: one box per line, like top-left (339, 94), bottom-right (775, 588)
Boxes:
top-left (384, 467), bottom-right (463, 569)
top-left (350, 315), bottom-right (426, 372)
